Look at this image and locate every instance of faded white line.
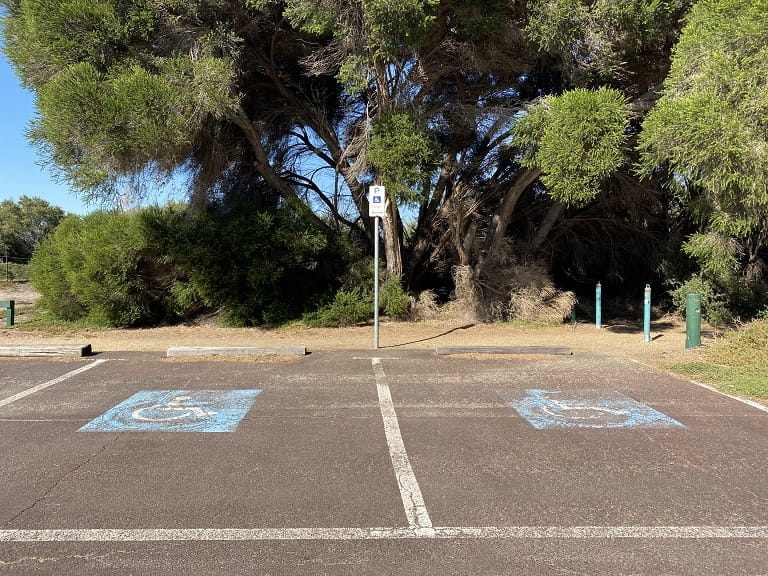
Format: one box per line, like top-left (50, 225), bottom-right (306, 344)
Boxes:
top-left (2, 526), bottom-right (767, 542)
top-left (372, 358), bottom-right (432, 529)
top-left (690, 380), bottom-right (768, 414)
top-left (626, 358), bottom-right (768, 414)
top-left (0, 360), bottom-right (108, 408)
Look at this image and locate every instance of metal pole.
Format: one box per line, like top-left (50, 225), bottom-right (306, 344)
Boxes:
top-left (595, 282), bottom-right (602, 329)
top-left (685, 293), bottom-right (702, 349)
top-left (643, 284), bottom-right (651, 342)
top-left (373, 216), bottom-right (380, 349)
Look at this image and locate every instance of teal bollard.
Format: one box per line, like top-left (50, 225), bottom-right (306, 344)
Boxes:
top-left (643, 284), bottom-right (651, 342)
top-left (595, 282), bottom-right (602, 329)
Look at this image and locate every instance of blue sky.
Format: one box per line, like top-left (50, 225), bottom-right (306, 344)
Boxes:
top-left (0, 52), bottom-right (93, 215)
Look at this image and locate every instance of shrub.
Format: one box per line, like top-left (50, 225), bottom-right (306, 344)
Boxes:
top-left (302, 260), bottom-right (411, 327)
top-left (30, 208), bottom-right (200, 326)
top-left (31, 212), bottom-right (154, 325)
top-left (381, 274), bottom-right (410, 318)
top-left (302, 287), bottom-right (372, 327)
top-left (141, 203), bottom-right (350, 326)
top-left (669, 275), bottom-right (731, 325)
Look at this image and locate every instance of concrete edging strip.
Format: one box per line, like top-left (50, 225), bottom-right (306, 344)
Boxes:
top-left (166, 346), bottom-right (307, 357)
top-left (0, 344), bottom-right (92, 357)
top-left (435, 345), bottom-right (572, 356)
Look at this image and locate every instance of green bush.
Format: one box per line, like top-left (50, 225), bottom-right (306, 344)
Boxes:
top-left (301, 260), bottom-right (411, 327)
top-left (381, 274), bottom-right (410, 318)
top-left (30, 202), bottom-right (358, 328)
top-left (302, 287), bottom-right (372, 327)
top-left (141, 203), bottom-right (350, 326)
top-left (670, 273), bottom-right (768, 325)
top-left (30, 212), bottom-right (173, 326)
top-left (670, 274), bottom-right (732, 326)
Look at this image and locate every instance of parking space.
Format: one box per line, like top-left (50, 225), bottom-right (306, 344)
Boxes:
top-left (0, 349), bottom-right (766, 574)
top-left (0, 358), bottom-right (97, 405)
top-left (382, 353), bottom-right (768, 528)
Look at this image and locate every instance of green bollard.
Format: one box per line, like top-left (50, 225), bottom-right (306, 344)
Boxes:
top-left (1, 300), bottom-right (14, 327)
top-left (685, 293), bottom-right (702, 349)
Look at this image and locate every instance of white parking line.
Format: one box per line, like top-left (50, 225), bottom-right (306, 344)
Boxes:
top-left (690, 380), bottom-right (768, 414)
top-left (0, 360), bottom-right (108, 408)
top-left (372, 358), bottom-right (432, 529)
top-left (1, 525), bottom-right (767, 542)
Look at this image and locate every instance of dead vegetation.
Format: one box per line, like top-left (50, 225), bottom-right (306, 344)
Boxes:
top-left (410, 259), bottom-right (576, 324)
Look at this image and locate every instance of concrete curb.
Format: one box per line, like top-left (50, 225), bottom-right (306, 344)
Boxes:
top-left (166, 346), bottom-right (308, 357)
top-left (0, 344), bottom-right (92, 357)
top-left (435, 345), bottom-right (572, 356)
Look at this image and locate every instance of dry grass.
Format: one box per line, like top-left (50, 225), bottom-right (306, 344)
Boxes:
top-left (409, 290), bottom-right (441, 320)
top-left (446, 261), bottom-right (576, 323)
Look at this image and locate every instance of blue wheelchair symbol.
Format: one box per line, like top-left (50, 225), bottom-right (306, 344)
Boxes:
top-left (80, 390), bottom-right (262, 432)
top-left (497, 389), bottom-right (684, 429)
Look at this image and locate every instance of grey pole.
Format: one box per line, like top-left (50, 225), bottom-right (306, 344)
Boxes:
top-left (373, 216), bottom-right (380, 349)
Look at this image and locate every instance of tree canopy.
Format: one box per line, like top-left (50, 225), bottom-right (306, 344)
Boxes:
top-left (0, 195), bottom-right (66, 259)
top-left (638, 0), bottom-right (768, 317)
top-left (8, 0), bottom-right (765, 322)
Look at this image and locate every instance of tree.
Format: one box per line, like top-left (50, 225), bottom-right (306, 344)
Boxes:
top-left (638, 0), bottom-right (768, 315)
top-left (2, 0), bottom-right (689, 306)
top-left (0, 195), bottom-right (66, 259)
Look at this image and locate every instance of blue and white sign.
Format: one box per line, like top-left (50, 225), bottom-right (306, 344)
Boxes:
top-left (368, 185), bottom-right (386, 217)
top-left (80, 390), bottom-right (262, 432)
top-left (497, 389), bottom-right (684, 429)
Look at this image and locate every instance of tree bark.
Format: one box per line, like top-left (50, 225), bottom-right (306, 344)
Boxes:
top-left (476, 167), bottom-right (541, 274)
top-left (531, 201), bottom-right (565, 250)
top-left (382, 195), bottom-right (403, 276)
top-left (231, 107), bottom-right (333, 234)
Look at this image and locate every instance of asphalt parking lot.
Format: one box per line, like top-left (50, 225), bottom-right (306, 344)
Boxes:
top-left (1, 349), bottom-right (767, 575)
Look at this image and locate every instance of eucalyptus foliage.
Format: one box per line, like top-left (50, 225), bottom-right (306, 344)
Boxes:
top-left (513, 87), bottom-right (628, 207)
top-left (0, 196), bottom-right (65, 259)
top-left (639, 0), bottom-right (768, 314)
top-left (3, 0), bottom-right (696, 304)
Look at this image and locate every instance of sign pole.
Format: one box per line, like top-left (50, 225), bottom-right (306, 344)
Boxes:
top-left (368, 185), bottom-right (386, 350)
top-left (374, 216), bottom-right (380, 349)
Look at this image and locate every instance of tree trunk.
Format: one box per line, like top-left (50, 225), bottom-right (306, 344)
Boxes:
top-left (231, 107), bottom-right (333, 234)
top-left (531, 201), bottom-right (565, 250)
top-left (382, 198), bottom-right (403, 276)
top-left (476, 167), bottom-right (541, 275)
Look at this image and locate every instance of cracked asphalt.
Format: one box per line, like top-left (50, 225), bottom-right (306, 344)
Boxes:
top-left (1, 349), bottom-right (767, 575)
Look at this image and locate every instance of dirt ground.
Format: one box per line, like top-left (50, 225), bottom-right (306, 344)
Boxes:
top-left (0, 282), bottom-right (713, 371)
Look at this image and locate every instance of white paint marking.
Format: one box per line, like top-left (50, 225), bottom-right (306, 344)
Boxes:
top-left (1, 525), bottom-right (767, 542)
top-left (690, 381), bottom-right (768, 414)
top-left (627, 358), bottom-right (768, 414)
top-left (0, 360), bottom-right (108, 408)
top-left (131, 395), bottom-right (219, 422)
top-left (372, 357), bottom-right (432, 529)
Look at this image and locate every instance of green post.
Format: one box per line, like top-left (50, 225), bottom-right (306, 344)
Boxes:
top-left (1, 300), bottom-right (14, 327)
top-left (685, 293), bottom-right (701, 349)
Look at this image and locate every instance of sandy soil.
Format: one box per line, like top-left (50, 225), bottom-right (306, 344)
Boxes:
top-left (0, 282), bottom-right (713, 371)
